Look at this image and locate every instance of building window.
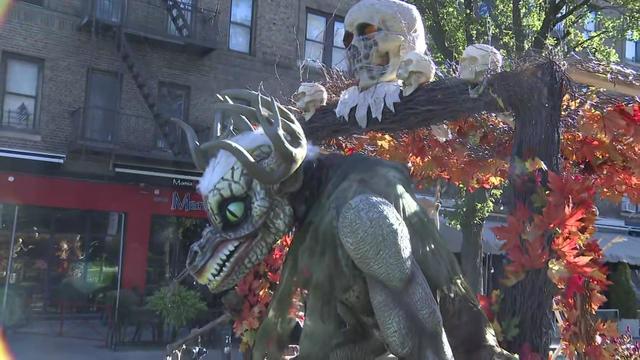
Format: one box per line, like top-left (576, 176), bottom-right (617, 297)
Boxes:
top-left (156, 82), bottom-right (190, 153)
top-left (95, 0), bottom-right (122, 24)
top-left (167, 0), bottom-right (192, 37)
top-left (626, 38), bottom-right (639, 63)
top-left (1, 54), bottom-right (43, 131)
top-left (583, 12), bottom-right (596, 39)
top-left (229, 0), bottom-right (253, 53)
top-left (84, 70), bottom-right (120, 142)
top-left (622, 197), bottom-right (639, 213)
top-left (304, 10), bottom-right (347, 71)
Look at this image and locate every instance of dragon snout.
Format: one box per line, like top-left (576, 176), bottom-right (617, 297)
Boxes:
top-left (186, 240), bottom-right (207, 275)
top-left (186, 227), bottom-right (218, 277)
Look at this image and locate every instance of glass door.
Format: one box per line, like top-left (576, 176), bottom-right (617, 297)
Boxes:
top-left (0, 204), bottom-right (20, 327)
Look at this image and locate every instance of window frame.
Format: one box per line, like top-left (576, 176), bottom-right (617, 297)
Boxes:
top-left (0, 52), bottom-right (44, 132)
top-left (20, 0), bottom-right (45, 6)
top-left (625, 39), bottom-right (640, 63)
top-left (228, 0), bottom-right (255, 54)
top-left (83, 68), bottom-right (123, 143)
top-left (156, 81), bottom-right (191, 151)
top-left (304, 9), bottom-right (346, 70)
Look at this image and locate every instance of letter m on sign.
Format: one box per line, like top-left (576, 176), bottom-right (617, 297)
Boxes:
top-left (171, 192), bottom-right (191, 211)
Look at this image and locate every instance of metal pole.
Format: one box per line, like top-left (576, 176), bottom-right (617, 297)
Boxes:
top-left (1, 206), bottom-right (19, 325)
top-left (114, 213), bottom-right (125, 330)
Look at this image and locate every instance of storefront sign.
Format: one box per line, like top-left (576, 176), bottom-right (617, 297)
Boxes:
top-left (171, 192), bottom-right (204, 212)
top-left (172, 178), bottom-right (195, 188)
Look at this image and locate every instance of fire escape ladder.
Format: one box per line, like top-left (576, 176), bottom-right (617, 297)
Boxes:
top-left (115, 29), bottom-right (178, 151)
top-left (164, 0), bottom-right (192, 38)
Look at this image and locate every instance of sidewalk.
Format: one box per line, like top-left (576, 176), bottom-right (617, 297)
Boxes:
top-left (7, 332), bottom-right (164, 360)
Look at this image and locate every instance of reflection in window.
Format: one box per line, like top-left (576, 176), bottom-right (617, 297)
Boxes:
top-left (146, 216), bottom-right (207, 289)
top-left (85, 70), bottom-right (120, 142)
top-left (626, 38), bottom-right (639, 63)
top-left (156, 82), bottom-right (190, 153)
top-left (304, 11), bottom-right (346, 71)
top-left (0, 205), bottom-right (123, 318)
top-left (229, 0), bottom-right (253, 53)
top-left (1, 55), bottom-right (42, 130)
top-left (305, 13), bottom-right (326, 64)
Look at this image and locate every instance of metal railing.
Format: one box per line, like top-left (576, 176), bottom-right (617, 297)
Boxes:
top-left (70, 106), bottom-right (192, 158)
top-left (1, 110), bottom-right (37, 131)
top-left (84, 0), bottom-right (218, 49)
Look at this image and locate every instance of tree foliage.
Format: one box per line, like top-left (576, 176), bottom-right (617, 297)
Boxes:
top-left (609, 262), bottom-right (638, 319)
top-left (409, 0), bottom-right (640, 62)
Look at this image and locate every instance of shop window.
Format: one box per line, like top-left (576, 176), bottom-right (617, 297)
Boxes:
top-left (1, 53), bottom-right (43, 131)
top-left (0, 205), bottom-right (123, 320)
top-left (146, 216), bottom-right (207, 290)
top-left (304, 10), bottom-right (347, 71)
top-left (167, 0), bottom-right (192, 37)
top-left (84, 69), bottom-right (120, 142)
top-left (229, 0), bottom-right (253, 54)
top-left (156, 82), bottom-right (190, 153)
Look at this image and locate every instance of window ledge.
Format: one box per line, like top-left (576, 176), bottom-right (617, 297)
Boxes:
top-left (0, 130), bottom-right (42, 141)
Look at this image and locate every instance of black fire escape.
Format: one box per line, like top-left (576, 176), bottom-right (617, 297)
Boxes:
top-left (74, 0), bottom-right (218, 160)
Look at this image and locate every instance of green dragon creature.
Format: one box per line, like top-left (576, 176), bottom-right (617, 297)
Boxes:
top-left (174, 90), bottom-right (515, 359)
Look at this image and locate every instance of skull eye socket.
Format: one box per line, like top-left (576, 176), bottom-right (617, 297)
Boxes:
top-left (356, 23), bottom-right (378, 37)
top-left (220, 197), bottom-right (248, 228)
top-left (343, 31), bottom-right (354, 48)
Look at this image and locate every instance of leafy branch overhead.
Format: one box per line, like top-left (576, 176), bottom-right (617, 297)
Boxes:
top-left (409, 0), bottom-right (640, 62)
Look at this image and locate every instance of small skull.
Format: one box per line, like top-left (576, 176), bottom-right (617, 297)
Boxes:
top-left (344, 0), bottom-right (427, 90)
top-left (292, 83), bottom-right (327, 121)
top-left (458, 44), bottom-right (503, 83)
top-left (397, 51), bottom-right (435, 96)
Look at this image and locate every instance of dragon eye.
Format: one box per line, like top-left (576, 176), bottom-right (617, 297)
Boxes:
top-left (224, 200), bottom-right (246, 225)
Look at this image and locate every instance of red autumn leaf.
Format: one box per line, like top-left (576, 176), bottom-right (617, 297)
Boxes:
top-left (477, 294), bottom-right (495, 322)
top-left (565, 275), bottom-right (585, 299)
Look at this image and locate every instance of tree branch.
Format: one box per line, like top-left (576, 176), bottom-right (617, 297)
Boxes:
top-left (415, 1), bottom-right (457, 61)
top-left (303, 62), bottom-right (562, 142)
top-left (464, 0), bottom-right (476, 45)
top-left (553, 0), bottom-right (591, 25)
top-left (571, 29), bottom-right (610, 49)
top-left (513, 0), bottom-right (525, 54)
top-left (532, 0), bottom-right (566, 50)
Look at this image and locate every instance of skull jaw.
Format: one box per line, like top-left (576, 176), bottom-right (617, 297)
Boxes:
top-left (355, 57), bottom-right (402, 90)
top-left (402, 72), bottom-right (431, 96)
top-left (459, 67), bottom-right (488, 84)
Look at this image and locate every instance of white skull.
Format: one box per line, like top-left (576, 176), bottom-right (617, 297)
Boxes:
top-left (397, 51), bottom-right (435, 96)
top-left (344, 0), bottom-right (427, 90)
top-left (458, 44), bottom-right (503, 83)
top-left (292, 83), bottom-right (327, 121)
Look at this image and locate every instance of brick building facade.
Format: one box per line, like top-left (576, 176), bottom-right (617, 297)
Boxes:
top-left (0, 0), bottom-right (356, 324)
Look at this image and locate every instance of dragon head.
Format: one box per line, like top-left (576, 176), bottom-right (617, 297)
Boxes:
top-left (174, 90), bottom-right (307, 293)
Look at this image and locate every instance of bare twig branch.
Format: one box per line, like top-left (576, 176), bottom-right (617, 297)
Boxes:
top-left (553, 0), bottom-right (591, 25)
top-left (165, 313), bottom-right (232, 356)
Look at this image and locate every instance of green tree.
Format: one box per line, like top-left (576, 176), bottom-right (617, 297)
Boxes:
top-left (409, 0), bottom-right (640, 62)
top-left (609, 262), bottom-right (638, 319)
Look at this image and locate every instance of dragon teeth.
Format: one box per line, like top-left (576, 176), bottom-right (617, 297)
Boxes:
top-left (206, 240), bottom-right (242, 285)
